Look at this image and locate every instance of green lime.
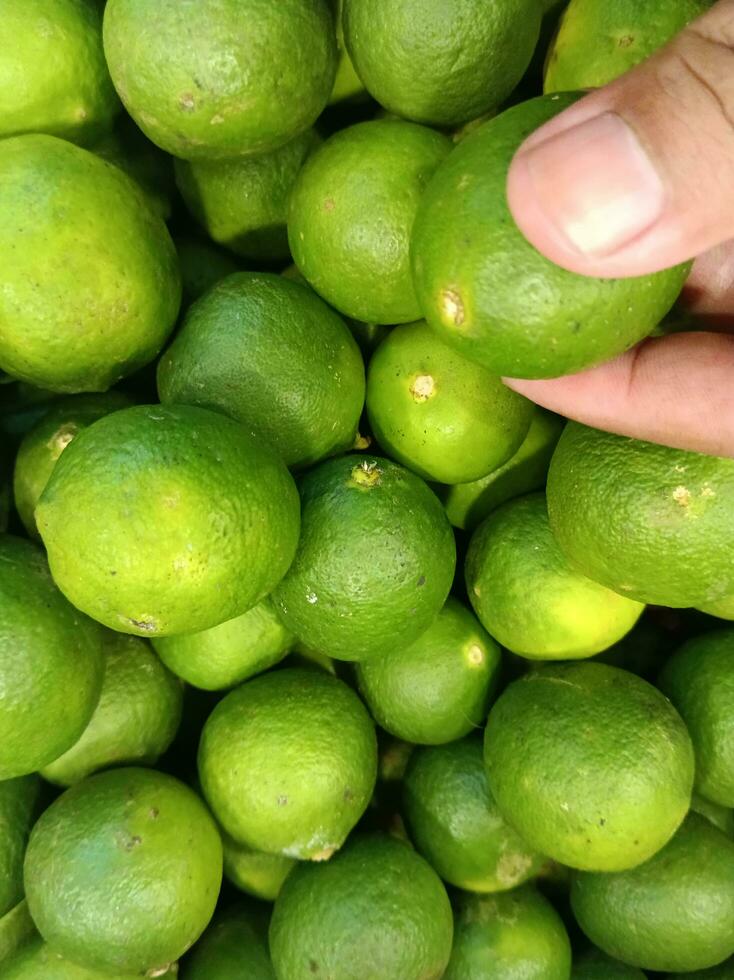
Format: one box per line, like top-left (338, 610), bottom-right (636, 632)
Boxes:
top-left (411, 95), bottom-right (689, 378)
top-left (366, 320), bottom-right (532, 484)
top-left (545, 0), bottom-right (713, 92)
top-left (546, 422), bottom-right (734, 607)
top-left (440, 408), bottom-right (564, 531)
top-left (356, 598), bottom-right (500, 744)
top-left (658, 629), bottom-right (734, 807)
top-left (289, 119), bottom-right (451, 324)
top-left (0, 777), bottom-right (42, 918)
top-left (0, 0), bottom-right (120, 144)
top-left (0, 902), bottom-right (35, 971)
top-left (13, 391), bottom-right (132, 540)
top-left (198, 669), bottom-right (376, 860)
top-left (222, 833), bottom-right (296, 901)
top-left (273, 454), bottom-right (456, 661)
top-left (699, 594), bottom-right (734, 620)
top-left (0, 535), bottom-right (104, 779)
top-left (153, 596), bottom-right (294, 691)
top-left (40, 632), bottom-right (182, 786)
top-left (571, 947), bottom-right (646, 979)
top-left (269, 833), bottom-right (453, 980)
top-left (403, 738), bottom-right (547, 892)
top-left (343, 0), bottom-right (540, 125)
top-left (175, 130), bottom-right (320, 261)
top-left (181, 904), bottom-right (274, 980)
top-left (466, 493), bottom-right (644, 659)
top-left (36, 405), bottom-right (300, 636)
top-left (157, 273), bottom-right (365, 469)
top-left (443, 886), bottom-right (572, 980)
top-left (90, 115), bottom-right (174, 219)
top-left (175, 237), bottom-right (240, 304)
top-left (571, 814), bottom-right (734, 973)
top-left (484, 662), bottom-right (694, 871)
top-left (103, 0), bottom-right (337, 159)
top-left (329, 0), bottom-right (366, 103)
top-left (3, 934), bottom-right (177, 979)
top-left (0, 134), bottom-right (180, 393)
top-left (24, 767), bottom-right (222, 976)
top-left (692, 793), bottom-right (734, 838)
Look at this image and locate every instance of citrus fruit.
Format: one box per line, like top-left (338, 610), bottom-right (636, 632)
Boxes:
top-left (0, 134), bottom-right (180, 393)
top-left (0, 0), bottom-right (120, 144)
top-left (273, 454), bottom-right (456, 661)
top-left (36, 404), bottom-right (300, 636)
top-left (356, 597), bottom-right (500, 744)
top-left (198, 668), bottom-right (377, 860)
top-left (692, 793), bottom-right (734, 838)
top-left (153, 596), bottom-right (294, 691)
top-left (571, 813), bottom-right (734, 973)
top-left (222, 834), bottom-right (296, 901)
top-left (40, 632), bottom-right (182, 787)
top-left (0, 777), bottom-right (42, 918)
top-left (658, 629), bottom-right (734, 807)
top-left (269, 833), bottom-right (453, 980)
top-left (3, 935), bottom-right (177, 979)
top-left (546, 422), bottom-right (734, 607)
top-left (545, 0), bottom-right (713, 92)
top-left (13, 391), bottom-right (132, 539)
top-left (175, 237), bottom-right (240, 303)
top-left (466, 493), bottom-right (644, 659)
top-left (700, 594), bottom-right (734, 620)
top-left (0, 535), bottom-right (104, 779)
top-left (24, 767), bottom-right (222, 976)
top-left (103, 0), bottom-right (337, 159)
top-left (343, 0), bottom-right (540, 126)
top-left (157, 273), bottom-right (365, 469)
top-left (403, 738), bottom-right (547, 892)
top-left (440, 408), bottom-right (564, 531)
top-left (90, 115), bottom-right (174, 219)
top-left (571, 947), bottom-right (646, 979)
top-left (329, 0), bottom-right (365, 103)
top-left (0, 902), bottom-right (35, 971)
top-left (181, 904), bottom-right (274, 980)
top-left (484, 661), bottom-right (694, 871)
top-left (175, 129), bottom-right (320, 261)
top-left (410, 94), bottom-right (689, 378)
top-left (289, 119), bottom-right (452, 324)
top-left (443, 886), bottom-right (572, 980)
top-left (366, 319), bottom-right (532, 484)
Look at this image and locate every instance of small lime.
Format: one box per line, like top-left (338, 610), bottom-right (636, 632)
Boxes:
top-left (466, 493), bottom-right (644, 659)
top-left (289, 119), bottom-right (451, 324)
top-left (357, 598), bottom-right (500, 744)
top-left (269, 834), bottom-right (453, 980)
top-left (198, 669), bottom-right (376, 860)
top-left (366, 319), bottom-right (532, 484)
top-left (24, 768), bottom-right (222, 976)
top-left (153, 596), bottom-right (294, 691)
top-left (403, 738), bottom-right (547, 892)
top-left (273, 454), bottom-right (456, 661)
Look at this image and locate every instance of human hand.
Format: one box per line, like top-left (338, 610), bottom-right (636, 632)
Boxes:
top-left (504, 0), bottom-right (734, 457)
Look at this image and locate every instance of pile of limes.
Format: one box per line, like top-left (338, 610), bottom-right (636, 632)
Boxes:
top-left (0, 1), bottom-right (732, 978)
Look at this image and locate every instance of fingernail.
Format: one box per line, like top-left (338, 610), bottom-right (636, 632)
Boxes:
top-left (518, 112), bottom-right (665, 257)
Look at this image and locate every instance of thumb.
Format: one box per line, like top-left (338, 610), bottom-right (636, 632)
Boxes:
top-left (507, 0), bottom-right (734, 277)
